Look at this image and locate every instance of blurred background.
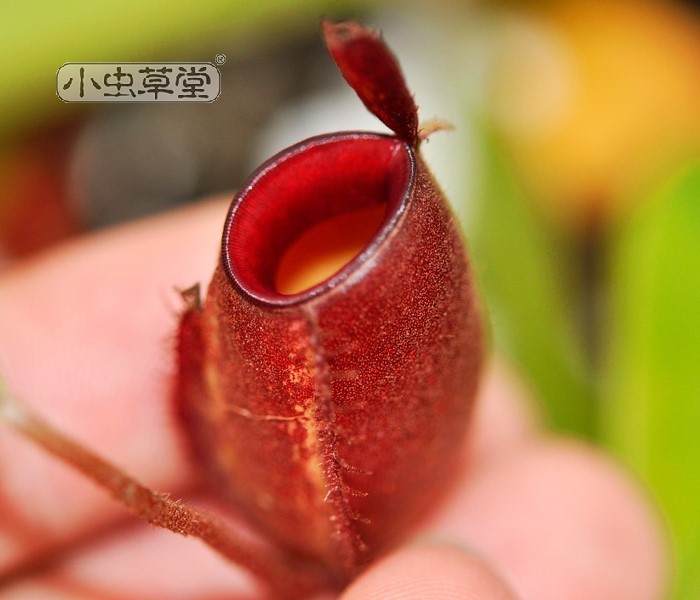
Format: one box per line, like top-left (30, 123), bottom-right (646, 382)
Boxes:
top-left (1, 0), bottom-right (699, 597)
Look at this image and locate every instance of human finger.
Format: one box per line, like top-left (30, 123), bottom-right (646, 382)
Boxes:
top-left (426, 437), bottom-right (668, 600)
top-left (0, 198), bottom-right (228, 576)
top-left (340, 542), bottom-right (516, 600)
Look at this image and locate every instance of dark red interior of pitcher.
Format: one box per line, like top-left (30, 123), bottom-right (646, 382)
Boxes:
top-left (223, 133), bottom-right (414, 306)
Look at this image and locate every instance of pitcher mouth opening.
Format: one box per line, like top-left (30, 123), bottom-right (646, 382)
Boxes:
top-left (222, 133), bottom-right (415, 307)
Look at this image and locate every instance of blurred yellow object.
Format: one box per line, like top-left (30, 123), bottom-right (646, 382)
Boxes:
top-left (488, 0), bottom-right (700, 231)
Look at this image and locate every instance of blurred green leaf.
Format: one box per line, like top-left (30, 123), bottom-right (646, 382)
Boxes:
top-left (0, 0), bottom-right (369, 140)
top-left (468, 128), bottom-right (594, 436)
top-left (602, 161), bottom-right (700, 600)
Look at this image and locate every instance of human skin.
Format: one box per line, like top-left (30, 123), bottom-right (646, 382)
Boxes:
top-left (0, 198), bottom-right (667, 599)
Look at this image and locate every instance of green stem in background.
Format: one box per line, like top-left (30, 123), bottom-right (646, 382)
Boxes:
top-left (468, 126), bottom-right (596, 437)
top-left (602, 161), bottom-right (700, 600)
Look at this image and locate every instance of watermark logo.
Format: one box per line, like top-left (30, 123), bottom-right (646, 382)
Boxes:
top-left (57, 62), bottom-right (221, 103)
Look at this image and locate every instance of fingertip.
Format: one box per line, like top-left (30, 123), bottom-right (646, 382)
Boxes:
top-left (430, 438), bottom-right (669, 600)
top-left (340, 542), bottom-right (516, 600)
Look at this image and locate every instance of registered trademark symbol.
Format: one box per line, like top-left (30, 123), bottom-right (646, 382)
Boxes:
top-left (215, 53), bottom-right (226, 66)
